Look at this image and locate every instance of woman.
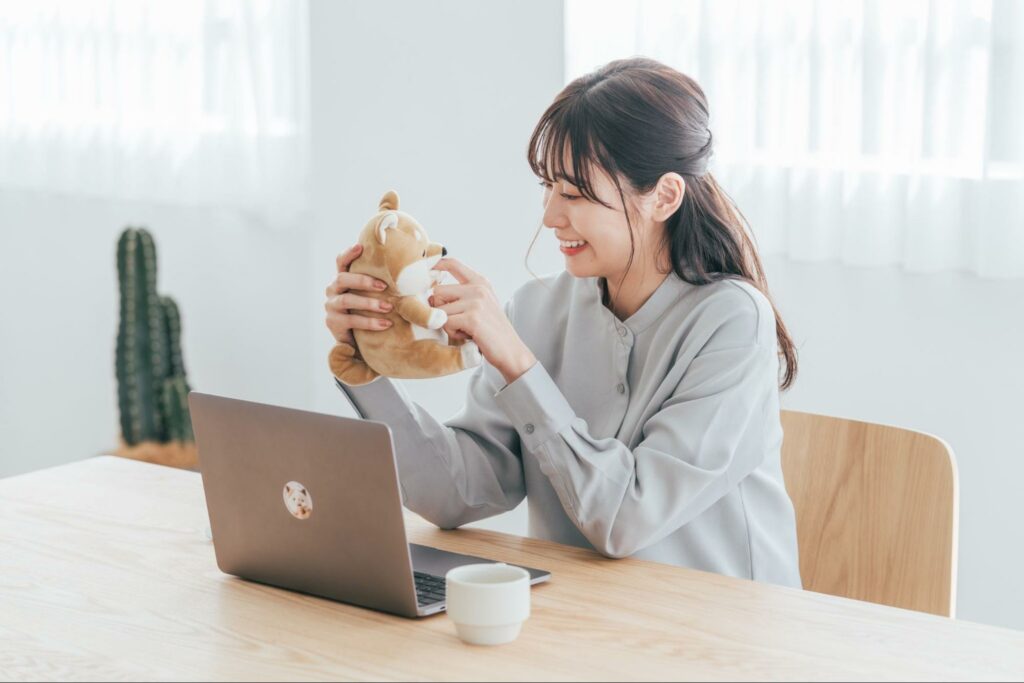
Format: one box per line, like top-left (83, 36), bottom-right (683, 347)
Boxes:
top-left (324, 57), bottom-right (802, 588)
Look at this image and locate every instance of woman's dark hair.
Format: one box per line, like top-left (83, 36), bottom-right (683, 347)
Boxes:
top-left (524, 56), bottom-right (798, 391)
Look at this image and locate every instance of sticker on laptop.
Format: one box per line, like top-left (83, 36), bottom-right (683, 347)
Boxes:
top-left (283, 481), bottom-right (313, 520)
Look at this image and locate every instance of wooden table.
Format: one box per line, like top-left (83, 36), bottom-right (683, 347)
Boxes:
top-left (1, 455), bottom-right (1022, 681)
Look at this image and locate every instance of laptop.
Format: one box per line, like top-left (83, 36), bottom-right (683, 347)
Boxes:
top-left (187, 391), bottom-right (551, 619)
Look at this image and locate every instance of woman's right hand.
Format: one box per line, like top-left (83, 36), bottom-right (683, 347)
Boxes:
top-left (324, 244), bottom-right (394, 348)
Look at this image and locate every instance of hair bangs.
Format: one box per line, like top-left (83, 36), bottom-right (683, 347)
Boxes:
top-left (527, 102), bottom-right (614, 209)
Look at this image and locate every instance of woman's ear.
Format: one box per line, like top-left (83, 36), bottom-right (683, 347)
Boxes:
top-left (652, 173), bottom-right (685, 221)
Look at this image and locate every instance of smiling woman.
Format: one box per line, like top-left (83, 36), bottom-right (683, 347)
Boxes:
top-left (334, 57), bottom-right (804, 588)
top-left (524, 57), bottom-right (797, 390)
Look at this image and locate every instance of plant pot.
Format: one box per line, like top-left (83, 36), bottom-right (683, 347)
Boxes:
top-left (108, 435), bottom-right (199, 472)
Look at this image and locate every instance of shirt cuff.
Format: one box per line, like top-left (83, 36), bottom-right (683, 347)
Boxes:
top-left (492, 360), bottom-right (577, 452)
top-left (334, 374), bottom-right (412, 423)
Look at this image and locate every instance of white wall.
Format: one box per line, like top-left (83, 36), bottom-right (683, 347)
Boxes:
top-left (1, 0), bottom-right (1021, 633)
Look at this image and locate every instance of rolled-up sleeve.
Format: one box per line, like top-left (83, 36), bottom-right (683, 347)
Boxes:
top-left (491, 305), bottom-right (777, 559)
top-left (335, 300), bottom-right (526, 530)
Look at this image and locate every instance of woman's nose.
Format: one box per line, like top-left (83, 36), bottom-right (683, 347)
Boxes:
top-left (542, 197), bottom-right (569, 229)
top-left (543, 208), bottom-right (569, 230)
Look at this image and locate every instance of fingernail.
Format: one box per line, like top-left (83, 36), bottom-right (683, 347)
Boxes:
top-left (381, 302), bottom-right (392, 310)
top-left (382, 319), bottom-right (392, 326)
top-left (375, 281), bottom-right (386, 289)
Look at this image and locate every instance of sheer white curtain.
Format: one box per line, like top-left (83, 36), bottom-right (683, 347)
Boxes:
top-left (0, 0), bottom-right (309, 228)
top-left (566, 0), bottom-right (1024, 278)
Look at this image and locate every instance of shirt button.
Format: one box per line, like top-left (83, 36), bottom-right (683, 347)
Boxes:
top-left (616, 383), bottom-right (626, 394)
top-left (617, 326), bottom-right (627, 337)
top-left (524, 423), bottom-right (535, 434)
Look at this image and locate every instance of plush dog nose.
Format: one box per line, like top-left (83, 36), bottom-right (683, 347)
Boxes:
top-left (441, 246), bottom-right (448, 256)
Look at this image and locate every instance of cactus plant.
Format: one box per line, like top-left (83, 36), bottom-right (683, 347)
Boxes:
top-left (159, 295), bottom-right (194, 442)
top-left (115, 227), bottom-right (195, 466)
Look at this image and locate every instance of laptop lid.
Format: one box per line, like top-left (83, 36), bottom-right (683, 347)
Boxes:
top-left (188, 391), bottom-right (421, 618)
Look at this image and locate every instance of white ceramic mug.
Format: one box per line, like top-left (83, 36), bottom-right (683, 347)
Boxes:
top-left (445, 563), bottom-right (530, 646)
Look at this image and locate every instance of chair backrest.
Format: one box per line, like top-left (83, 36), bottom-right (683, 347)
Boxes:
top-left (779, 410), bottom-right (959, 617)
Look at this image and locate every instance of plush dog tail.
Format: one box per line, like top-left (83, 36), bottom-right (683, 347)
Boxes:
top-left (328, 342), bottom-right (380, 386)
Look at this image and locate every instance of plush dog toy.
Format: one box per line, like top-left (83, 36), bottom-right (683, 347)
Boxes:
top-left (329, 190), bottom-right (483, 386)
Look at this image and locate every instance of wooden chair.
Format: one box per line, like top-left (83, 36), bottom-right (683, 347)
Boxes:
top-left (779, 410), bottom-right (959, 617)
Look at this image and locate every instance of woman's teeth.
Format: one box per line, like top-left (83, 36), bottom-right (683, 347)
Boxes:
top-left (559, 239), bottom-right (588, 248)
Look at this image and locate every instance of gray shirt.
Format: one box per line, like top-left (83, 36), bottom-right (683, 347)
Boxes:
top-left (335, 268), bottom-right (803, 589)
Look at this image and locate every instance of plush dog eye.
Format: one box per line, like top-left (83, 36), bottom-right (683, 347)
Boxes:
top-left (422, 250), bottom-right (426, 257)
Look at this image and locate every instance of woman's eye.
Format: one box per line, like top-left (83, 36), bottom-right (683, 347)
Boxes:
top-left (537, 180), bottom-right (579, 200)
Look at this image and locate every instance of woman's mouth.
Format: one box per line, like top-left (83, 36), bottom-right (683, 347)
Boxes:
top-left (559, 239), bottom-right (588, 256)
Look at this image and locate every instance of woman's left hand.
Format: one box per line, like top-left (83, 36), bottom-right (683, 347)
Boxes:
top-left (430, 257), bottom-right (537, 385)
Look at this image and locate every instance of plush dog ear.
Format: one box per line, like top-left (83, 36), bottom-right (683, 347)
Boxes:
top-left (378, 190), bottom-right (399, 212)
top-left (376, 211), bottom-right (399, 245)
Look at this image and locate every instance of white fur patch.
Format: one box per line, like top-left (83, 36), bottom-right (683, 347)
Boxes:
top-left (376, 211), bottom-right (399, 244)
top-left (410, 289), bottom-right (447, 343)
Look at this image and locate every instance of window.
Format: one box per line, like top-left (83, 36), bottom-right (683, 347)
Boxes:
top-left (0, 0), bottom-right (310, 226)
top-left (566, 0), bottom-right (1024, 277)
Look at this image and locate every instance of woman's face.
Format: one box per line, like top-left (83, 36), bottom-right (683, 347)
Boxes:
top-left (540, 157), bottom-right (658, 281)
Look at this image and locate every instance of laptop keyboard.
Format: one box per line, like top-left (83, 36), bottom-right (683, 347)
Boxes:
top-left (413, 570), bottom-right (447, 605)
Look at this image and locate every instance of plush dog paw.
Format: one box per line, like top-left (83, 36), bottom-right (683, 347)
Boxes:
top-left (427, 308), bottom-right (448, 329)
top-left (460, 341), bottom-right (482, 368)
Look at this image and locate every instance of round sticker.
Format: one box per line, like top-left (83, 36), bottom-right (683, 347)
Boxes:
top-left (283, 481), bottom-right (313, 520)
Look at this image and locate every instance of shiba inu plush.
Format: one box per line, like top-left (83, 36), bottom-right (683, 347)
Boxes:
top-left (329, 190), bottom-right (483, 386)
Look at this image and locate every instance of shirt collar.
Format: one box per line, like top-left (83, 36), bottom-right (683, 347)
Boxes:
top-left (584, 268), bottom-right (694, 335)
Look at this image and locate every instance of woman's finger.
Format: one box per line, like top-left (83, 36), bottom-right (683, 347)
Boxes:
top-left (327, 244), bottom-right (367, 296)
top-left (325, 292), bottom-right (392, 314)
top-left (340, 312), bottom-right (393, 331)
top-left (436, 298), bottom-right (471, 316)
top-left (432, 282), bottom-right (481, 303)
top-left (326, 270), bottom-right (388, 297)
top-left (440, 309), bottom-right (481, 341)
top-left (336, 244), bottom-right (363, 273)
top-left (432, 257), bottom-right (486, 285)
top-left (429, 288), bottom-right (461, 306)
